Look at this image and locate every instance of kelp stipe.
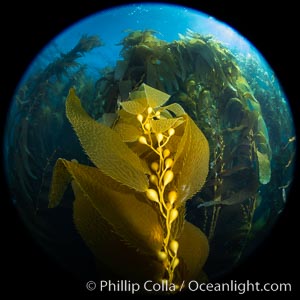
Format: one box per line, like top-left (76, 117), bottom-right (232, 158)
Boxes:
top-left (49, 84), bottom-right (210, 289)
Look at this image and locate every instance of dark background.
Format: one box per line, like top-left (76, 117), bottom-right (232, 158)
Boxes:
top-left (1, 0), bottom-right (299, 297)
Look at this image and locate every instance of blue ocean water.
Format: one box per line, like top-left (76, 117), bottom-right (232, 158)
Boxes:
top-left (28, 3), bottom-right (256, 79)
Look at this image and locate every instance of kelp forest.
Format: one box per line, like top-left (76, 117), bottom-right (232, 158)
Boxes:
top-left (5, 30), bottom-right (296, 280)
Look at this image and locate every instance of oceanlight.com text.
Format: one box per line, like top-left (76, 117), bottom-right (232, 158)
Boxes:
top-left (86, 279), bottom-right (292, 294)
top-left (187, 280), bottom-right (292, 294)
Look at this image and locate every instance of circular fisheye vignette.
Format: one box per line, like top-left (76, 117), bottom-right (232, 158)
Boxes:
top-left (4, 2), bottom-right (296, 290)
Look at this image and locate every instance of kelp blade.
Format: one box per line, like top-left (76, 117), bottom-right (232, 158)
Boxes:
top-left (141, 83), bottom-right (170, 108)
top-left (173, 115), bottom-right (210, 204)
top-left (150, 117), bottom-right (183, 134)
top-left (256, 150), bottom-right (271, 184)
top-left (66, 88), bottom-right (149, 192)
top-left (163, 103), bottom-right (186, 117)
top-left (72, 181), bottom-right (165, 281)
top-left (120, 98), bottom-right (147, 115)
top-left (178, 221), bottom-right (209, 281)
top-left (49, 158), bottom-right (210, 283)
top-left (48, 158), bottom-right (72, 208)
top-left (113, 121), bottom-right (142, 142)
top-left (49, 158), bottom-right (164, 255)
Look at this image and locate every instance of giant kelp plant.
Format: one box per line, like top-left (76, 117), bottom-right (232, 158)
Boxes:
top-left (49, 84), bottom-right (210, 286)
top-left (6, 29), bottom-right (296, 282)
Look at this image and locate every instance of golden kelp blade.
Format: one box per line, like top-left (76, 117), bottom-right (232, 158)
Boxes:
top-left (120, 83), bottom-right (170, 115)
top-left (163, 103), bottom-right (186, 117)
top-left (150, 118), bottom-right (184, 134)
top-left (113, 121), bottom-right (142, 142)
top-left (66, 88), bottom-right (149, 192)
top-left (141, 83), bottom-right (170, 108)
top-left (49, 158), bottom-right (164, 255)
top-left (130, 83), bottom-right (170, 108)
top-left (120, 97), bottom-right (147, 115)
top-left (173, 115), bottom-right (190, 168)
top-left (48, 158), bottom-right (72, 208)
top-left (72, 181), bottom-right (165, 281)
top-left (173, 115), bottom-right (210, 204)
top-left (177, 221), bottom-right (209, 281)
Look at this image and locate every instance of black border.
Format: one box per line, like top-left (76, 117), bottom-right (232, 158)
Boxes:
top-left (1, 0), bottom-right (299, 297)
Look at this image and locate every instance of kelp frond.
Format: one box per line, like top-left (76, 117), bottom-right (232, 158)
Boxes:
top-left (49, 84), bottom-right (210, 289)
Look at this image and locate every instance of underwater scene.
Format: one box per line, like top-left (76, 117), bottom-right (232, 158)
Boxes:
top-left (3, 3), bottom-right (296, 292)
